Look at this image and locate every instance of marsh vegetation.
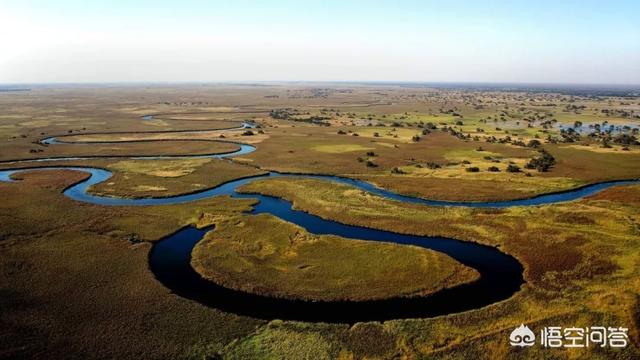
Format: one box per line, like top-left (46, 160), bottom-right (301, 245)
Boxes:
top-left (1, 84), bottom-right (639, 359)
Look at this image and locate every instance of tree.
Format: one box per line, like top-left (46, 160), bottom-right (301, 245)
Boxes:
top-left (525, 149), bottom-right (556, 172)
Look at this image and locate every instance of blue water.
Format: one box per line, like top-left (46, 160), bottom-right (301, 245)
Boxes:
top-left (2, 166), bottom-right (635, 208)
top-left (1, 121), bottom-right (638, 322)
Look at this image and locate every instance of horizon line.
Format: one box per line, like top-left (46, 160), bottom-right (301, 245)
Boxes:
top-left (2, 80), bottom-right (639, 88)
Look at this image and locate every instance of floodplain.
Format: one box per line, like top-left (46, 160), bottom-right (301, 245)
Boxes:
top-left (1, 83), bottom-right (639, 359)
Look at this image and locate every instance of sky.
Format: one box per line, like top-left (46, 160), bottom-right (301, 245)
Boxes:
top-left (1, 0), bottom-right (639, 84)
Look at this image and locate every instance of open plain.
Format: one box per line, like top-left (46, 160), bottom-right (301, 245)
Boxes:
top-left (1, 83), bottom-right (640, 359)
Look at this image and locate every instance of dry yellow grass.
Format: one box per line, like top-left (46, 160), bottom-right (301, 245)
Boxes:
top-left (110, 158), bottom-right (213, 177)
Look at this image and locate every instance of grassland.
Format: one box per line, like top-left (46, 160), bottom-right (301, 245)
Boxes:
top-left (0, 170), bottom-right (263, 359)
top-left (0, 139), bottom-right (241, 162)
top-left (0, 157), bottom-right (267, 199)
top-left (1, 84), bottom-right (639, 359)
top-left (241, 125), bottom-right (640, 201)
top-left (89, 158), bottom-right (266, 198)
top-left (191, 214), bottom-right (478, 301)
top-left (238, 176), bottom-right (640, 358)
top-left (58, 127), bottom-right (269, 144)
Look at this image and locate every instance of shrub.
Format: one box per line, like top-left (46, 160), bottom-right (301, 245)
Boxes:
top-left (365, 160), bottom-right (377, 167)
top-left (391, 167), bottom-right (405, 174)
top-left (270, 109), bottom-right (292, 119)
top-left (241, 130), bottom-right (254, 136)
top-left (488, 166), bottom-right (500, 172)
top-left (613, 133), bottom-right (638, 145)
top-left (527, 139), bottom-right (542, 148)
top-left (506, 164), bottom-right (521, 172)
top-left (465, 166), bottom-right (480, 172)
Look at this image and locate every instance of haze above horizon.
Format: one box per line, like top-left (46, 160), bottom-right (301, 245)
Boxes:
top-left (1, 0), bottom-right (639, 84)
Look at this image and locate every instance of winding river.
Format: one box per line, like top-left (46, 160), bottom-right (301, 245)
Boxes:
top-left (1, 120), bottom-right (638, 323)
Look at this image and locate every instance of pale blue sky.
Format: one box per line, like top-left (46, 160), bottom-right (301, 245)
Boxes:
top-left (1, 0), bottom-right (638, 84)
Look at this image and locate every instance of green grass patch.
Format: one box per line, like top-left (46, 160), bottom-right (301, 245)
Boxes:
top-left (192, 214), bottom-right (478, 301)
